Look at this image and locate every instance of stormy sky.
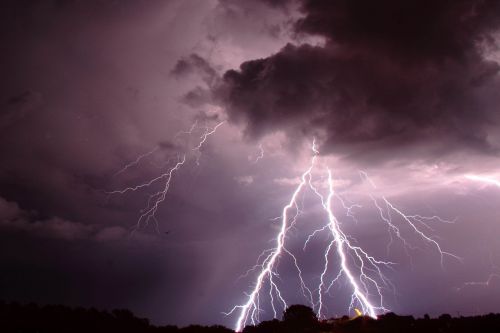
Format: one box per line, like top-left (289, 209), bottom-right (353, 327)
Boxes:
top-left (1, 0), bottom-right (500, 328)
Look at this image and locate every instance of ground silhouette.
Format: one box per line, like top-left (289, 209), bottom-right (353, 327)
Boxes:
top-left (1, 301), bottom-right (500, 332)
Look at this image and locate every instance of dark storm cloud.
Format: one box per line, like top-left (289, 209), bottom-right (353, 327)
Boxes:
top-left (181, 87), bottom-right (212, 108)
top-left (172, 54), bottom-right (221, 108)
top-left (171, 54), bottom-right (219, 86)
top-left (215, 0), bottom-right (500, 161)
top-left (295, 0), bottom-right (500, 61)
top-left (260, 0), bottom-right (290, 8)
top-left (219, 0), bottom-right (291, 11)
top-left (171, 56), bottom-right (215, 102)
top-left (193, 110), bottom-right (221, 123)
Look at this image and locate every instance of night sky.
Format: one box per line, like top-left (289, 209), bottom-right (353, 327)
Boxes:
top-left (1, 0), bottom-right (500, 329)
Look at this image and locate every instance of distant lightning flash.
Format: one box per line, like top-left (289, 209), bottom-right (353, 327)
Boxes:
top-left (457, 273), bottom-right (500, 291)
top-left (228, 140), bottom-right (457, 332)
top-left (107, 120), bottom-right (224, 233)
top-left (107, 155), bottom-right (186, 233)
top-left (193, 121), bottom-right (225, 165)
top-left (251, 144), bottom-right (265, 164)
top-left (174, 120), bottom-right (199, 139)
top-left (192, 121), bottom-right (225, 151)
top-left (457, 254), bottom-right (500, 292)
top-left (465, 174), bottom-right (500, 187)
top-left (113, 146), bottom-right (159, 177)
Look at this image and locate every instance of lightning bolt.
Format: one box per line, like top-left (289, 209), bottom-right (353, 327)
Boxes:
top-left (361, 171), bottom-right (460, 268)
top-left (227, 141), bottom-right (390, 331)
top-left (193, 121), bottom-right (226, 165)
top-left (228, 140), bottom-right (458, 331)
top-left (192, 121), bottom-right (225, 151)
top-left (225, 140), bottom-right (319, 331)
top-left (316, 169), bottom-right (393, 319)
top-left (378, 197), bottom-right (460, 268)
top-left (107, 155), bottom-right (186, 233)
top-left (107, 120), bottom-right (224, 233)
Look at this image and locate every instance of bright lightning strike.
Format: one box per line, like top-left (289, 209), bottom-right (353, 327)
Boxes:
top-left (225, 140), bottom-right (319, 332)
top-left (316, 169), bottom-right (393, 319)
top-left (228, 140), bottom-right (458, 332)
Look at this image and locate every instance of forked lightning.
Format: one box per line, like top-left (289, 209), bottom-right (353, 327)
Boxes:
top-left (227, 140), bottom-right (458, 332)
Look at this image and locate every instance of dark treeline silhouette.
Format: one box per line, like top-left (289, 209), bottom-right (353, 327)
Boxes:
top-left (243, 304), bottom-right (500, 333)
top-left (2, 301), bottom-right (500, 333)
top-left (0, 300), bottom-right (231, 333)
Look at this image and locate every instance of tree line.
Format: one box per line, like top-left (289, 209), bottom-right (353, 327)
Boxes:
top-left (1, 301), bottom-right (500, 332)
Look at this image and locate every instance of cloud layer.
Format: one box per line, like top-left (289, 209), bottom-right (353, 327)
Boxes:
top-left (214, 0), bottom-right (500, 162)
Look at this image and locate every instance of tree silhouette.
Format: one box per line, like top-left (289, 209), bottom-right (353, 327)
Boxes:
top-left (282, 305), bottom-right (318, 332)
top-left (2, 301), bottom-right (500, 332)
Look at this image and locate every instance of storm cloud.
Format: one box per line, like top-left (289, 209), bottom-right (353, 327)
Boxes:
top-left (214, 0), bottom-right (500, 161)
top-left (1, 0), bottom-right (500, 328)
